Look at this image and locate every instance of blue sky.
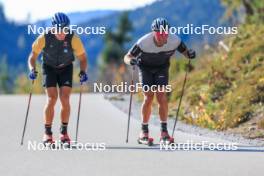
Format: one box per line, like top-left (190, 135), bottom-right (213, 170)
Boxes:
top-left (0, 0), bottom-right (156, 22)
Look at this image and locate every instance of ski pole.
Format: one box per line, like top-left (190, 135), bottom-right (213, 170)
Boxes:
top-left (75, 82), bottom-right (83, 143)
top-left (20, 80), bottom-right (34, 145)
top-left (171, 59), bottom-right (191, 137)
top-left (126, 66), bottom-right (135, 143)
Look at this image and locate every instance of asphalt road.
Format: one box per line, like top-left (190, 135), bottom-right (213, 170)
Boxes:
top-left (0, 94), bottom-right (263, 176)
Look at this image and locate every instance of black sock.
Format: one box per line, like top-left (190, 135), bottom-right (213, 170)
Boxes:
top-left (141, 124), bottom-right (149, 133)
top-left (60, 122), bottom-right (68, 134)
top-left (45, 124), bottom-right (52, 135)
top-left (161, 122), bottom-right (168, 133)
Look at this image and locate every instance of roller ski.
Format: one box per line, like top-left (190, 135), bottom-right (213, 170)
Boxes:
top-left (60, 133), bottom-right (71, 147)
top-left (43, 134), bottom-right (56, 148)
top-left (137, 132), bottom-right (154, 146)
top-left (160, 131), bottom-right (174, 145)
top-left (59, 133), bottom-right (71, 147)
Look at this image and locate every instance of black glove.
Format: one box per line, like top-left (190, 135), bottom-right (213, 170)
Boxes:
top-left (130, 58), bottom-right (137, 65)
top-left (130, 58), bottom-right (141, 66)
top-left (187, 49), bottom-right (196, 59)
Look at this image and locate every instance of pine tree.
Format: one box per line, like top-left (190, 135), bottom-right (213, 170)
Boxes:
top-left (101, 11), bottom-right (133, 65)
top-left (0, 56), bottom-right (11, 93)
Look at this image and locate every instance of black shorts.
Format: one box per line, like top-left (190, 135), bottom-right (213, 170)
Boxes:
top-left (42, 64), bottom-right (73, 88)
top-left (138, 68), bottom-right (169, 87)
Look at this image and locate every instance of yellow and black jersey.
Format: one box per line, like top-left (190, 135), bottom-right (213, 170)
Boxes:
top-left (32, 33), bottom-right (85, 56)
top-left (32, 32), bottom-right (86, 68)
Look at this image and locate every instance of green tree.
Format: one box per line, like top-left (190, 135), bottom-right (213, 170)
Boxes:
top-left (101, 11), bottom-right (133, 65)
top-left (0, 56), bottom-right (12, 94)
top-left (222, 0), bottom-right (264, 23)
top-left (99, 12), bottom-right (133, 84)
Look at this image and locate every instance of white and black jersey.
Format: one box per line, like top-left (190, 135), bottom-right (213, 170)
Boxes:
top-left (129, 32), bottom-right (186, 70)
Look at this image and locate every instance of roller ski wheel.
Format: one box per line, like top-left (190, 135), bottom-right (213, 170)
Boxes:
top-left (160, 132), bottom-right (174, 145)
top-left (43, 134), bottom-right (56, 148)
top-left (60, 133), bottom-right (71, 147)
top-left (137, 132), bottom-right (154, 146)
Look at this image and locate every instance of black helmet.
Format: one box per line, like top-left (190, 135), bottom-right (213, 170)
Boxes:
top-left (51, 12), bottom-right (70, 28)
top-left (151, 18), bottom-right (170, 32)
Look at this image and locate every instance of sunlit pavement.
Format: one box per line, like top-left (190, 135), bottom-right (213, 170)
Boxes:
top-left (0, 94), bottom-right (263, 176)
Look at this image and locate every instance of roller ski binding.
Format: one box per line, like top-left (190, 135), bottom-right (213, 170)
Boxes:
top-left (60, 133), bottom-right (71, 147)
top-left (160, 131), bottom-right (174, 145)
top-left (43, 134), bottom-right (56, 148)
top-left (137, 132), bottom-right (154, 146)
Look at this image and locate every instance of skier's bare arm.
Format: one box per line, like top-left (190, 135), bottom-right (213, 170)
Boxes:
top-left (28, 52), bottom-right (39, 71)
top-left (76, 53), bottom-right (88, 72)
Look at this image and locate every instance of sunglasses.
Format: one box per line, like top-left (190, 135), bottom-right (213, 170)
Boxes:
top-left (154, 31), bottom-right (169, 39)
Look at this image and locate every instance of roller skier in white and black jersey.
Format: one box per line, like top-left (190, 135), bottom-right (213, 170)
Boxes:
top-left (124, 18), bottom-right (196, 145)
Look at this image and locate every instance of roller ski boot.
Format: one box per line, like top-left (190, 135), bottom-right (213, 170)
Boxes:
top-left (43, 134), bottom-right (56, 148)
top-left (60, 133), bottom-right (71, 147)
top-left (160, 131), bottom-right (174, 145)
top-left (137, 132), bottom-right (154, 146)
